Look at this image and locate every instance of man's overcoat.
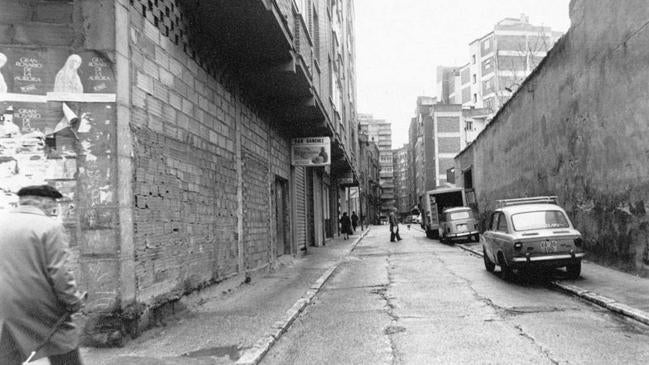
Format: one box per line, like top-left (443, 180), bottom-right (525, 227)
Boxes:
top-left (0, 205), bottom-right (82, 361)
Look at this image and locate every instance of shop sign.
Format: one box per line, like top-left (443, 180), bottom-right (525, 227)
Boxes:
top-left (291, 137), bottom-right (330, 166)
top-left (337, 171), bottom-right (355, 185)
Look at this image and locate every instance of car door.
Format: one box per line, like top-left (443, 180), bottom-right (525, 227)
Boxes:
top-left (482, 212), bottom-right (500, 261)
top-left (492, 212), bottom-right (511, 262)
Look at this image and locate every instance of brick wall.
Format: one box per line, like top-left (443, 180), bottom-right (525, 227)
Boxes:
top-left (127, 0), bottom-right (291, 304)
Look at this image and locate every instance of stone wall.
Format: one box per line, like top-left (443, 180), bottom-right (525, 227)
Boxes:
top-left (456, 0), bottom-right (649, 276)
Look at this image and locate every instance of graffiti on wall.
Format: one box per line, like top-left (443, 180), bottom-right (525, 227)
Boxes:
top-left (0, 49), bottom-right (116, 219)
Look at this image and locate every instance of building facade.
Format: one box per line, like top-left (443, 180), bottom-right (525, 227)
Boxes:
top-left (392, 145), bottom-right (409, 216)
top-left (358, 113), bottom-right (394, 217)
top-left (358, 132), bottom-right (381, 225)
top-left (438, 14), bottom-right (562, 113)
top-left (408, 97), bottom-right (490, 205)
top-left (0, 0), bottom-right (358, 340)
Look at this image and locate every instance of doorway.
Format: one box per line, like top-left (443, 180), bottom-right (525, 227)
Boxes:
top-left (274, 176), bottom-right (290, 255)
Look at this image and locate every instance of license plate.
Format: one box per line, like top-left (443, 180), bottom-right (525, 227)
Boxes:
top-left (540, 240), bottom-right (558, 253)
top-left (456, 224), bottom-right (467, 232)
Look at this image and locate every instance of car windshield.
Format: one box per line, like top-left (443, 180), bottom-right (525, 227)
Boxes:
top-left (511, 210), bottom-right (570, 231)
top-left (448, 211), bottom-right (470, 220)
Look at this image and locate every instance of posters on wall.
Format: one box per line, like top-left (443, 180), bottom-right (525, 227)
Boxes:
top-left (0, 49), bottom-right (116, 215)
top-left (0, 48), bottom-right (116, 99)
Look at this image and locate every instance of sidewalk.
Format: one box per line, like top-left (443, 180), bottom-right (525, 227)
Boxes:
top-left (33, 228), bottom-right (370, 365)
top-left (458, 242), bottom-right (649, 326)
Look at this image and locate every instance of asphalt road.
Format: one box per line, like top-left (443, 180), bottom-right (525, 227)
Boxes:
top-left (262, 226), bottom-right (649, 365)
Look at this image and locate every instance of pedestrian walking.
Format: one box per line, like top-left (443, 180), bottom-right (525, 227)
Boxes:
top-left (340, 212), bottom-right (353, 240)
top-left (389, 210), bottom-right (402, 242)
top-left (0, 185), bottom-right (85, 365)
top-left (351, 211), bottom-right (359, 232)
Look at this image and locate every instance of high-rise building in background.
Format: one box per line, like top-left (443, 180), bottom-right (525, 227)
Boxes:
top-left (392, 145), bottom-right (409, 216)
top-left (358, 133), bottom-right (382, 225)
top-left (438, 14), bottom-right (563, 113)
top-left (407, 97), bottom-right (491, 205)
top-left (359, 113), bottom-right (394, 218)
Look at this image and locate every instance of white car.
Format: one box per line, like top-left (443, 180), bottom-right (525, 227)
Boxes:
top-left (482, 196), bottom-right (585, 279)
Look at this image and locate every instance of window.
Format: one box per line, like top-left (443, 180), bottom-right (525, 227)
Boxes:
top-left (473, 93), bottom-right (478, 103)
top-left (313, 6), bottom-right (320, 60)
top-left (482, 37), bottom-right (491, 52)
top-left (328, 57), bottom-right (334, 95)
top-left (496, 213), bottom-right (508, 232)
top-left (512, 211), bottom-right (570, 231)
top-left (481, 57), bottom-right (493, 75)
top-left (472, 74), bottom-right (477, 84)
top-left (449, 211), bottom-right (471, 220)
top-left (482, 78), bottom-right (495, 95)
top-left (472, 55), bottom-right (476, 64)
top-left (489, 213), bottom-right (499, 231)
top-left (465, 120), bottom-right (473, 131)
top-left (463, 169), bottom-right (473, 189)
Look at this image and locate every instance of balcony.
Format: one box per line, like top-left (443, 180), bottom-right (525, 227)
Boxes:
top-left (179, 1), bottom-right (326, 133)
top-left (180, 0), bottom-right (356, 179)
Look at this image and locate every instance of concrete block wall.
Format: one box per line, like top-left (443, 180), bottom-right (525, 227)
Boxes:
top-left (126, 0), bottom-right (293, 311)
top-left (0, 0), bottom-right (297, 342)
top-left (457, 0), bottom-right (649, 276)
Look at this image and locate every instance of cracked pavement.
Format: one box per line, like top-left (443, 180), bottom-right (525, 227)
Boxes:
top-left (262, 227), bottom-right (649, 364)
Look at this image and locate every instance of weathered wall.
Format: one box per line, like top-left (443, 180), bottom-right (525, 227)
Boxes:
top-left (126, 0), bottom-right (292, 311)
top-left (0, 0), bottom-right (122, 315)
top-left (456, 0), bottom-right (649, 276)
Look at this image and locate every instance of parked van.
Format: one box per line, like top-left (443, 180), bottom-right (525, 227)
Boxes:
top-left (420, 187), bottom-right (468, 239)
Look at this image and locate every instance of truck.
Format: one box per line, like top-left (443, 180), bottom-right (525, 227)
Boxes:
top-left (419, 187), bottom-right (467, 239)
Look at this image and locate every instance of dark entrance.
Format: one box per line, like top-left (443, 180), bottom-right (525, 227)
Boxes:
top-left (274, 176), bottom-right (290, 255)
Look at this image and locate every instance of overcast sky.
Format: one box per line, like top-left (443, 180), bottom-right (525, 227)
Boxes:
top-left (354, 0), bottom-right (572, 147)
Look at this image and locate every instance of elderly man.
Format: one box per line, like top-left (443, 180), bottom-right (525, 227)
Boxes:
top-left (0, 185), bottom-right (85, 365)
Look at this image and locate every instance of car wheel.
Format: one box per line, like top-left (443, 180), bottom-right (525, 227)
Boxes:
top-left (566, 262), bottom-right (581, 279)
top-left (474, 233), bottom-right (480, 242)
top-left (483, 248), bottom-right (495, 273)
top-left (425, 229), bottom-right (434, 239)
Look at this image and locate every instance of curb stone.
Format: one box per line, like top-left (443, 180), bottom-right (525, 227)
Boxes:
top-left (235, 228), bottom-right (370, 365)
top-left (457, 244), bottom-right (649, 327)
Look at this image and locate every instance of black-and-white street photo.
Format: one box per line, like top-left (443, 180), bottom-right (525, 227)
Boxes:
top-left (1, 1), bottom-right (648, 364)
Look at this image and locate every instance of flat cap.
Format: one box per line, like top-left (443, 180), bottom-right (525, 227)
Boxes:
top-left (17, 184), bottom-right (63, 199)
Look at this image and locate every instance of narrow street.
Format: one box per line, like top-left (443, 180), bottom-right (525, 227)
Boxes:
top-left (263, 227), bottom-right (649, 364)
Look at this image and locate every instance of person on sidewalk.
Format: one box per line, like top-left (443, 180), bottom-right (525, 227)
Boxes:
top-left (389, 210), bottom-right (402, 242)
top-left (340, 212), bottom-right (353, 240)
top-left (351, 211), bottom-right (359, 232)
top-left (0, 185), bottom-right (85, 365)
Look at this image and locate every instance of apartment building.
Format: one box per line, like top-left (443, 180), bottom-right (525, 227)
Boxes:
top-left (0, 0), bottom-right (359, 340)
top-left (392, 145), bottom-right (409, 216)
top-left (439, 14), bottom-right (562, 112)
top-left (408, 97), bottom-right (490, 203)
top-left (358, 113), bottom-right (394, 216)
